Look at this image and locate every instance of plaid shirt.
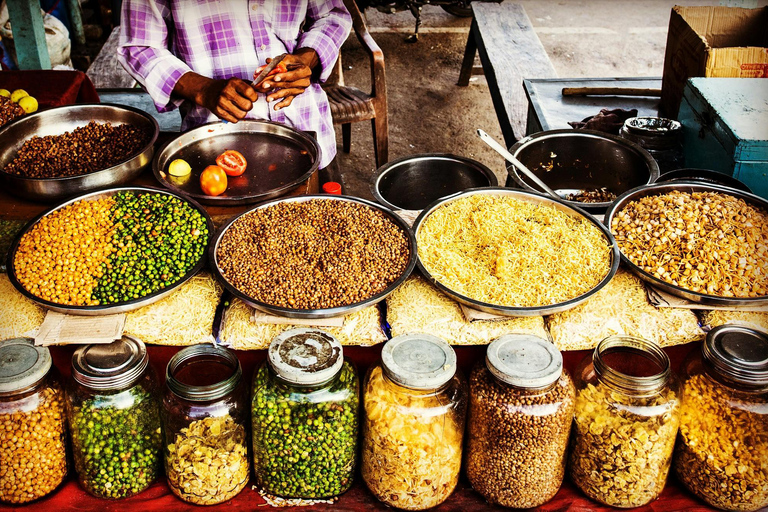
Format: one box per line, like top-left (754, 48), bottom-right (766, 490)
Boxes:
top-left (117, 0), bottom-right (351, 168)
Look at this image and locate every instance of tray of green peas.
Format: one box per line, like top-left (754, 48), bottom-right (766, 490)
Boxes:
top-left (6, 186), bottom-right (212, 315)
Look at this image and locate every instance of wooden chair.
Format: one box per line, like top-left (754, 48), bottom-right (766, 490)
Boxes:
top-left (323, 0), bottom-right (388, 168)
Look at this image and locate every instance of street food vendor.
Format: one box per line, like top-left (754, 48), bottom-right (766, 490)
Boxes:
top-left (117, 0), bottom-right (352, 169)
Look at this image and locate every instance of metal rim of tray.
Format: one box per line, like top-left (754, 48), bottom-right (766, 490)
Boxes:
top-left (6, 186), bottom-right (213, 316)
top-left (152, 120), bottom-right (321, 206)
top-left (604, 180), bottom-right (768, 307)
top-left (0, 103), bottom-right (159, 196)
top-left (507, 129), bottom-right (660, 210)
top-left (210, 194), bottom-right (417, 319)
top-left (412, 187), bottom-right (620, 317)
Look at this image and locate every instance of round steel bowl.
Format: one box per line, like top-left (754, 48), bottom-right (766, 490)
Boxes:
top-left (604, 181), bottom-right (768, 307)
top-left (153, 120), bottom-right (320, 206)
top-left (6, 186), bottom-right (213, 316)
top-left (210, 195), bottom-right (417, 319)
top-left (654, 168), bottom-right (753, 193)
top-left (371, 153), bottom-right (498, 211)
top-left (506, 129), bottom-right (660, 212)
top-left (412, 187), bottom-right (620, 317)
top-left (0, 104), bottom-right (159, 202)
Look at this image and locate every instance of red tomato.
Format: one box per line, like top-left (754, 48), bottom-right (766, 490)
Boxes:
top-left (200, 165), bottom-right (228, 196)
top-left (216, 150), bottom-right (248, 177)
top-left (253, 62), bottom-right (288, 80)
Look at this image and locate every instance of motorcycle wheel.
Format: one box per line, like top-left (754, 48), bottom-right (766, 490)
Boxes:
top-left (441, 4), bottom-right (473, 16)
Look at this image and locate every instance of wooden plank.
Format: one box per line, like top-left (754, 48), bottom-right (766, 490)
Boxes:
top-left (87, 26), bottom-right (138, 89)
top-left (5, 0), bottom-right (51, 69)
top-left (472, 2), bottom-right (557, 146)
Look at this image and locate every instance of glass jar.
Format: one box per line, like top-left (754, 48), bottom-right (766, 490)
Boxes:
top-left (569, 336), bottom-right (680, 508)
top-left (252, 328), bottom-right (358, 499)
top-left (466, 334), bottom-right (574, 508)
top-left (162, 345), bottom-right (249, 505)
top-left (674, 325), bottom-right (768, 512)
top-left (362, 333), bottom-right (467, 511)
top-left (66, 336), bottom-right (163, 499)
top-left (0, 338), bottom-right (68, 504)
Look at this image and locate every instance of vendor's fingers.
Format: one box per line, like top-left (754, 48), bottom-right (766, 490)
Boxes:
top-left (213, 105), bottom-right (239, 123)
top-left (272, 67), bottom-right (311, 84)
top-left (218, 96), bottom-right (247, 120)
top-left (273, 95), bottom-right (296, 111)
top-left (270, 77), bottom-right (311, 90)
top-left (221, 80), bottom-right (254, 111)
top-left (230, 79), bottom-right (258, 102)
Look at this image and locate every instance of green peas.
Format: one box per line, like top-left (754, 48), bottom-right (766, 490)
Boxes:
top-left (252, 362), bottom-right (359, 499)
top-left (69, 385), bottom-right (162, 499)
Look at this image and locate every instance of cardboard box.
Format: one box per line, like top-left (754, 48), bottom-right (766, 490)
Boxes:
top-left (660, 5), bottom-right (768, 118)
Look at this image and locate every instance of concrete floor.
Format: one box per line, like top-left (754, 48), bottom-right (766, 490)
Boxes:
top-left (335, 0), bottom-right (768, 198)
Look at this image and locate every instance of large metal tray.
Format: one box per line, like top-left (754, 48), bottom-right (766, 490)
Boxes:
top-left (0, 104), bottom-right (159, 202)
top-left (605, 181), bottom-right (768, 307)
top-left (210, 195), bottom-right (417, 319)
top-left (153, 120), bottom-right (320, 206)
top-left (6, 186), bottom-right (213, 316)
top-left (412, 187), bottom-right (620, 317)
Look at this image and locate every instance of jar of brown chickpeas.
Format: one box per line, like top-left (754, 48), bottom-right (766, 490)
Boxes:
top-left (466, 334), bottom-right (574, 508)
top-left (0, 338), bottom-right (68, 505)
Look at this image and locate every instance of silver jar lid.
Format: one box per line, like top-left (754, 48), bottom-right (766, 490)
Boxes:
top-left (0, 338), bottom-right (52, 394)
top-left (381, 333), bottom-right (456, 390)
top-left (704, 325), bottom-right (768, 387)
top-left (268, 328), bottom-right (343, 386)
top-left (72, 336), bottom-right (149, 390)
top-left (486, 334), bottom-right (563, 388)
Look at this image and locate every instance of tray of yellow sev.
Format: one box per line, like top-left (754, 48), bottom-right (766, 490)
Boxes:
top-left (413, 188), bottom-right (619, 316)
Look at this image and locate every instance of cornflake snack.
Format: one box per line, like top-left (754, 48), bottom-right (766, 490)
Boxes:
top-left (699, 310), bottom-right (768, 333)
top-left (0, 274), bottom-right (45, 338)
top-left (417, 194), bottom-right (612, 307)
top-left (675, 373), bottom-right (768, 511)
top-left (220, 298), bottom-right (386, 349)
top-left (166, 415), bottom-right (248, 505)
top-left (361, 365), bottom-right (463, 510)
top-left (124, 272), bottom-right (222, 346)
top-left (569, 383), bottom-right (680, 507)
top-left (386, 276), bottom-right (548, 345)
top-left (547, 269), bottom-right (704, 350)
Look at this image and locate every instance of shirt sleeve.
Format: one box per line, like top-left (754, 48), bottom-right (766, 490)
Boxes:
top-left (116, 0), bottom-right (192, 113)
top-left (298, 0), bottom-right (353, 83)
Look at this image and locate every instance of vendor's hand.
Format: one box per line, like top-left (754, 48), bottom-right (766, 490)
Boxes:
top-left (255, 49), bottom-right (319, 111)
top-left (174, 73), bottom-right (257, 123)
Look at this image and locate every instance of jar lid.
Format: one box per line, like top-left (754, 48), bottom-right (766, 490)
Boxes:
top-left (704, 325), bottom-right (768, 387)
top-left (0, 338), bottom-right (52, 394)
top-left (166, 345), bottom-right (242, 401)
top-left (268, 328), bottom-right (343, 386)
top-left (486, 334), bottom-right (562, 388)
top-left (72, 336), bottom-right (149, 390)
top-left (381, 333), bottom-right (456, 390)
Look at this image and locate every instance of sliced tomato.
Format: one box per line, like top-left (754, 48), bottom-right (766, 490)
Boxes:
top-left (253, 62), bottom-right (288, 81)
top-left (216, 150), bottom-right (247, 177)
top-left (200, 165), bottom-right (228, 196)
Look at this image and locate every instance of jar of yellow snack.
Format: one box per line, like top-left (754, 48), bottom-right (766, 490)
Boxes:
top-left (569, 336), bottom-right (680, 508)
top-left (361, 333), bottom-right (466, 510)
top-left (675, 325), bottom-right (768, 512)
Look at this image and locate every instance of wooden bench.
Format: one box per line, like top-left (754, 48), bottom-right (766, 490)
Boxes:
top-left (458, 2), bottom-right (556, 147)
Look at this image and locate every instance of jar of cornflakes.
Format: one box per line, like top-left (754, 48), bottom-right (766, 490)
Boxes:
top-left (675, 325), bottom-right (768, 512)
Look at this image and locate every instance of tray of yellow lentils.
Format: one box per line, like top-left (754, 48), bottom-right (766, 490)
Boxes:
top-left (6, 186), bottom-right (212, 315)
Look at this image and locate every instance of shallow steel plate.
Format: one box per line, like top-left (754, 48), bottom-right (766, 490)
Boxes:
top-left (210, 195), bottom-right (417, 319)
top-left (6, 186), bottom-right (213, 316)
top-left (412, 187), bottom-right (620, 317)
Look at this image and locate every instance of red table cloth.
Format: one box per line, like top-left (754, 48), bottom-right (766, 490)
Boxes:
top-left (0, 70), bottom-right (99, 109)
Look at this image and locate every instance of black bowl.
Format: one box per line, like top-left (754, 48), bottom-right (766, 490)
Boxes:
top-left (654, 168), bottom-right (753, 193)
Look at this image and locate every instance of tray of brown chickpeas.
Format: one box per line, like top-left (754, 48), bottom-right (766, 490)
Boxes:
top-left (605, 181), bottom-right (768, 307)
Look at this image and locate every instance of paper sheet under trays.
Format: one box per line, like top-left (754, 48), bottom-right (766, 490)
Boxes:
top-left (35, 311), bottom-right (126, 346)
top-left (251, 309), bottom-right (345, 328)
top-left (647, 286), bottom-right (768, 313)
top-left (458, 303), bottom-right (513, 322)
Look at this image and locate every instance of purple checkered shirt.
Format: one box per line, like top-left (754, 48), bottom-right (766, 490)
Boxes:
top-left (117, 0), bottom-right (352, 168)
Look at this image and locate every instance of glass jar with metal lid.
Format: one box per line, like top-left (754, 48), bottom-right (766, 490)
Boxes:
top-left (569, 335), bottom-right (680, 508)
top-left (361, 333), bottom-right (466, 511)
top-left (466, 334), bottom-right (574, 508)
top-left (162, 345), bottom-right (249, 505)
top-left (0, 338), bottom-right (68, 505)
top-left (251, 328), bottom-right (359, 499)
top-left (674, 325), bottom-right (768, 512)
top-left (65, 335), bottom-right (162, 499)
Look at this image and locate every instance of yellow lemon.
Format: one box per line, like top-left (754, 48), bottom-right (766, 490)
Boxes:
top-left (18, 96), bottom-right (38, 114)
top-left (10, 89), bottom-right (29, 103)
top-left (168, 158), bottom-right (192, 177)
top-left (0, 89), bottom-right (10, 97)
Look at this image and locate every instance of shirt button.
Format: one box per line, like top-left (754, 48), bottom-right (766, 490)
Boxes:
top-left (252, 4), bottom-right (257, 10)
top-left (261, 44), bottom-right (266, 50)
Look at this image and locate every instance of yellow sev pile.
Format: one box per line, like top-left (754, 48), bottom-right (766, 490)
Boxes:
top-left (417, 194), bottom-right (612, 308)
